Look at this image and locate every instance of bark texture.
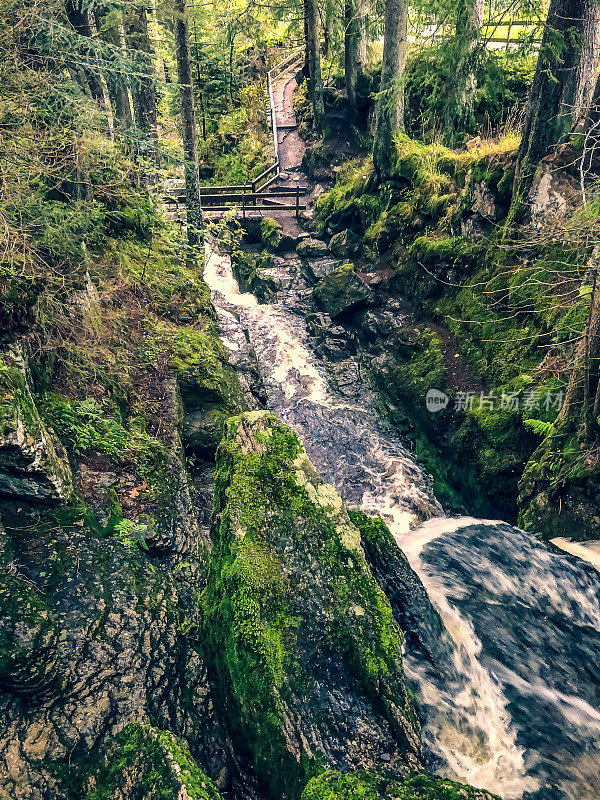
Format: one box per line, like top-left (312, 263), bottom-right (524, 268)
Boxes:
top-left (345, 0), bottom-right (368, 113)
top-left (174, 0), bottom-right (201, 247)
top-left (372, 0), bottom-right (408, 178)
top-left (444, 0), bottom-right (484, 144)
top-left (304, 0), bottom-right (325, 135)
top-left (518, 0), bottom-right (588, 176)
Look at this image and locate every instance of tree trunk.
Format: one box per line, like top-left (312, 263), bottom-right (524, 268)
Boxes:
top-left (131, 5), bottom-right (160, 161)
top-left (148, 0), bottom-right (166, 82)
top-left (444, 0), bottom-right (484, 144)
top-left (565, 0), bottom-right (600, 127)
top-left (116, 13), bottom-right (136, 128)
top-left (372, 0), bottom-right (408, 179)
top-left (345, 0), bottom-right (367, 114)
top-left (304, 0), bottom-right (325, 135)
top-left (65, 1), bottom-right (115, 139)
top-left (517, 0), bottom-right (587, 178)
top-left (174, 0), bottom-right (201, 249)
top-left (559, 252), bottom-right (600, 434)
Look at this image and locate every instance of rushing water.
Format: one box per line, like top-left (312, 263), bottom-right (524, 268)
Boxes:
top-left (204, 237), bottom-right (600, 800)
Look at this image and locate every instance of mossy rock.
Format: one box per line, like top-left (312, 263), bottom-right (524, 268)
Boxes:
top-left (203, 412), bottom-right (421, 800)
top-left (0, 349), bottom-right (73, 503)
top-left (313, 264), bottom-right (374, 320)
top-left (301, 768), bottom-right (499, 800)
top-left (82, 723), bottom-right (224, 800)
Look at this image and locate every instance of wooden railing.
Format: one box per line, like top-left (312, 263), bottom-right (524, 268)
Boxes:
top-left (163, 46), bottom-right (306, 217)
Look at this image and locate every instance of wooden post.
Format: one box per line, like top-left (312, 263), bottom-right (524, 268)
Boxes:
top-left (296, 185), bottom-right (300, 220)
top-left (242, 191), bottom-right (246, 219)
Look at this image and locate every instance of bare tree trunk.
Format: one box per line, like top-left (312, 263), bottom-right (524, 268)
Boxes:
top-left (517, 0), bottom-right (587, 178)
top-left (304, 0), bottom-right (325, 135)
top-left (132, 5), bottom-right (160, 161)
top-left (565, 0), bottom-right (600, 126)
top-left (148, 0), bottom-right (166, 82)
top-left (174, 0), bottom-right (201, 249)
top-left (444, 0), bottom-right (484, 144)
top-left (345, 0), bottom-right (367, 114)
top-left (116, 13), bottom-right (136, 127)
top-left (372, 0), bottom-right (408, 179)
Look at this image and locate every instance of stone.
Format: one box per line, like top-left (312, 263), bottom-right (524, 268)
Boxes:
top-left (313, 264), bottom-right (374, 320)
top-left (329, 228), bottom-right (363, 259)
top-left (183, 409), bottom-right (225, 459)
top-left (529, 161), bottom-right (581, 229)
top-left (202, 412), bottom-right (421, 800)
top-left (0, 347), bottom-right (73, 503)
top-left (303, 257), bottom-right (344, 282)
top-left (296, 237), bottom-right (329, 259)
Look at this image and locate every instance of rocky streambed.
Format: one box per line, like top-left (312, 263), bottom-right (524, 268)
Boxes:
top-left (203, 220), bottom-right (600, 800)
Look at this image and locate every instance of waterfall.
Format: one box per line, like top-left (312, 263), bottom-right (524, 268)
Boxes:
top-left (203, 236), bottom-right (600, 800)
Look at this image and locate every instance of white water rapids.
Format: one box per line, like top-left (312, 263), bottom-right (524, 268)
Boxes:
top-left (204, 237), bottom-right (600, 800)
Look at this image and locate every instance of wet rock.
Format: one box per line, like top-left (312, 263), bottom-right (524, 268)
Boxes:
top-left (203, 412), bottom-right (421, 799)
top-left (183, 410), bottom-right (225, 459)
top-left (0, 527), bottom-right (230, 799)
top-left (529, 160), bottom-right (581, 228)
top-left (260, 217), bottom-right (296, 253)
top-left (82, 723), bottom-right (226, 800)
top-left (313, 264), bottom-right (374, 320)
top-left (0, 347), bottom-right (73, 503)
top-left (303, 256), bottom-right (344, 282)
top-left (296, 237), bottom-right (329, 259)
top-left (329, 228), bottom-right (363, 259)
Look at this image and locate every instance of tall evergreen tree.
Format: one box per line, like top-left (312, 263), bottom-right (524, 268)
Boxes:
top-left (174, 0), bottom-right (201, 249)
top-left (372, 0), bottom-right (408, 178)
top-left (345, 0), bottom-right (367, 115)
top-left (517, 0), bottom-right (592, 178)
top-left (304, 0), bottom-right (325, 135)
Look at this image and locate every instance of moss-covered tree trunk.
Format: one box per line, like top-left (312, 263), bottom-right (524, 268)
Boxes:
top-left (559, 254), bottom-right (600, 436)
top-left (517, 0), bottom-right (588, 179)
top-left (174, 0), bottom-right (201, 249)
top-left (304, 0), bottom-right (325, 136)
top-left (345, 0), bottom-right (367, 114)
top-left (372, 0), bottom-right (408, 179)
top-left (444, 0), bottom-right (484, 144)
top-left (129, 5), bottom-right (160, 165)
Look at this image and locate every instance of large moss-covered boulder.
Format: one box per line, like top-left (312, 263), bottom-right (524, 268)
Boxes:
top-left (313, 264), bottom-right (374, 319)
top-left (301, 769), bottom-right (499, 800)
top-left (0, 348), bottom-right (73, 503)
top-left (203, 412), bottom-right (421, 800)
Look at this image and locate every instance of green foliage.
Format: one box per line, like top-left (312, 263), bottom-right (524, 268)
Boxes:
top-left (38, 394), bottom-right (167, 479)
top-left (404, 47), bottom-right (536, 142)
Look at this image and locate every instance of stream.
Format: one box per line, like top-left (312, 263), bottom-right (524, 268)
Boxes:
top-left (204, 236), bottom-right (600, 800)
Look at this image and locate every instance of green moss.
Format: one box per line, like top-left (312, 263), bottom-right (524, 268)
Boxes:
top-left (82, 723), bottom-right (223, 800)
top-left (260, 216), bottom-right (284, 252)
top-left (301, 768), bottom-right (500, 800)
top-left (203, 413), bottom-right (418, 800)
